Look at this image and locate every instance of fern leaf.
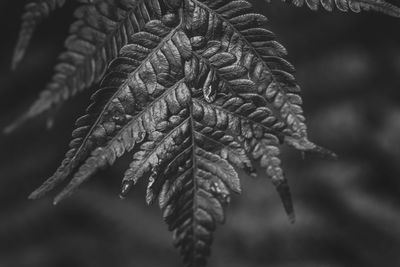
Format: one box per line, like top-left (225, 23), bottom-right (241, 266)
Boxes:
top-left (5, 0), bottom-right (166, 133)
top-left (270, 0), bottom-right (400, 16)
top-left (188, 0), bottom-right (334, 158)
top-left (161, 147), bottom-right (240, 266)
top-left (19, 0), bottom-right (342, 265)
top-left (193, 99), bottom-right (295, 222)
top-left (28, 17), bottom-right (185, 200)
top-left (30, 0), bottom-right (315, 227)
top-left (116, 82), bottom-right (292, 265)
top-left (12, 0), bottom-right (67, 71)
top-left (29, 16), bottom-right (191, 201)
top-left (185, 50), bottom-right (297, 217)
top-left (183, 0), bottom-right (334, 217)
top-left (115, 81), bottom-right (241, 266)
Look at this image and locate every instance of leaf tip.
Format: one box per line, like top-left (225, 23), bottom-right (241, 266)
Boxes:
top-left (285, 136), bottom-right (337, 159)
top-left (28, 192), bottom-right (38, 200)
top-left (53, 186), bottom-right (74, 205)
top-left (3, 115), bottom-right (28, 135)
top-left (3, 123), bottom-right (19, 135)
top-left (53, 193), bottom-right (65, 205)
top-left (119, 180), bottom-right (133, 200)
top-left (314, 145), bottom-right (338, 159)
top-left (274, 180), bottom-right (295, 225)
top-left (28, 186), bottom-right (48, 200)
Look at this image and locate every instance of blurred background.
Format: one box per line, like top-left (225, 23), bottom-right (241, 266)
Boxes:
top-left (1, 1), bottom-right (400, 266)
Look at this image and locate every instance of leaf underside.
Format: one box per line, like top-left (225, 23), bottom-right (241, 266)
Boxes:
top-left (8, 0), bottom-right (400, 266)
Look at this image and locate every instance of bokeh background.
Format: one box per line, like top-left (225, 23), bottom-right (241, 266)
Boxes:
top-left (1, 1), bottom-right (400, 266)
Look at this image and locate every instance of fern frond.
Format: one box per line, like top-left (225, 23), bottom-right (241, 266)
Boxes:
top-left (189, 0), bottom-right (333, 157)
top-left (110, 80), bottom-right (242, 266)
top-left (26, 1), bottom-right (325, 263)
top-left (5, 0), bottom-right (166, 133)
top-left (270, 0), bottom-right (400, 16)
top-left (121, 97), bottom-right (235, 266)
top-left (185, 49), bottom-right (296, 217)
top-left (12, 0), bottom-right (66, 71)
top-left (193, 98), bottom-right (295, 220)
top-left (14, 0), bottom-right (345, 265)
top-left (29, 16), bottom-right (191, 201)
top-left (186, 0), bottom-right (335, 215)
top-left (161, 147), bottom-right (240, 266)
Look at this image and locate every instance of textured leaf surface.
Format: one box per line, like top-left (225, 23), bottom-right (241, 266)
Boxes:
top-left (269, 0), bottom-right (400, 16)
top-left (116, 80), bottom-right (243, 266)
top-left (6, 0), bottom-right (167, 133)
top-left (11, 0), bottom-right (391, 266)
top-left (23, 0), bottom-right (331, 265)
top-left (29, 16), bottom-right (189, 201)
top-left (189, 0), bottom-right (330, 155)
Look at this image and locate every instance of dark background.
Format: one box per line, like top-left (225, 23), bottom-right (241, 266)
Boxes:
top-left (1, 1), bottom-right (400, 266)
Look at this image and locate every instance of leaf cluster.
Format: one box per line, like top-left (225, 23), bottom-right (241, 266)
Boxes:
top-left (7, 0), bottom-right (400, 266)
